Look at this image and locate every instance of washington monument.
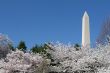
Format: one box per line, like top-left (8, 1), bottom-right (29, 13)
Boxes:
top-left (82, 11), bottom-right (90, 48)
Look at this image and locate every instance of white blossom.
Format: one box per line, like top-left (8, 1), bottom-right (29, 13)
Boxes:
top-left (0, 49), bottom-right (48, 73)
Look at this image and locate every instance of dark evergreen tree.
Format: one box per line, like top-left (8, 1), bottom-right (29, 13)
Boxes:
top-left (74, 44), bottom-right (81, 51)
top-left (31, 43), bottom-right (52, 59)
top-left (31, 44), bottom-right (46, 54)
top-left (17, 41), bottom-right (27, 52)
top-left (8, 44), bottom-right (15, 51)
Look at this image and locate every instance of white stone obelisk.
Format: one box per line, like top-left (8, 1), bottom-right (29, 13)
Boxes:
top-left (82, 11), bottom-right (90, 48)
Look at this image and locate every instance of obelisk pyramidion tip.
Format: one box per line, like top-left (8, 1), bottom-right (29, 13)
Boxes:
top-left (83, 11), bottom-right (89, 17)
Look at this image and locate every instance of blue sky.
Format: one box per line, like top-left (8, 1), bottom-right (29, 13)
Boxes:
top-left (0, 0), bottom-right (110, 48)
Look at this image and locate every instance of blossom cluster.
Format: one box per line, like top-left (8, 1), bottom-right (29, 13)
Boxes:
top-left (48, 43), bottom-right (110, 73)
top-left (1, 43), bottom-right (110, 73)
top-left (0, 49), bottom-right (49, 73)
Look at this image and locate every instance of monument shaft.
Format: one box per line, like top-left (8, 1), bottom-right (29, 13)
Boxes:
top-left (82, 12), bottom-right (90, 48)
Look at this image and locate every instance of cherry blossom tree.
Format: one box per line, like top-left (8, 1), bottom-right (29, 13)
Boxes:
top-left (0, 49), bottom-right (51, 73)
top-left (47, 42), bottom-right (110, 73)
top-left (0, 41), bottom-right (110, 73)
top-left (0, 34), bottom-right (12, 59)
top-left (97, 18), bottom-right (110, 45)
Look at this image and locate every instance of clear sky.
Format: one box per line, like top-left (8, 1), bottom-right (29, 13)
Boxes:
top-left (0, 0), bottom-right (110, 48)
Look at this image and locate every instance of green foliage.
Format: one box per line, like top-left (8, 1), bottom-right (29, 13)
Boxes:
top-left (17, 41), bottom-right (27, 52)
top-left (31, 45), bottom-right (46, 54)
top-left (8, 44), bottom-right (15, 51)
top-left (74, 43), bottom-right (81, 51)
top-left (31, 43), bottom-right (52, 59)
